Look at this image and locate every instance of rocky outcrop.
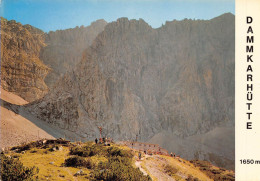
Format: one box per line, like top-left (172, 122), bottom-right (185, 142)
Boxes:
top-left (1, 18), bottom-right (107, 101)
top-left (1, 18), bottom-right (49, 102)
top-left (28, 13), bottom-right (234, 144)
top-left (40, 19), bottom-right (107, 87)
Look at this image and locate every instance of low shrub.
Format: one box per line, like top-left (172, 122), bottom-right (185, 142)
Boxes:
top-left (90, 145), bottom-right (150, 181)
top-left (12, 154), bottom-right (20, 158)
top-left (30, 149), bottom-right (38, 153)
top-left (108, 156), bottom-right (133, 166)
top-left (1, 153), bottom-right (39, 181)
top-left (69, 144), bottom-right (150, 180)
top-left (214, 174), bottom-right (235, 181)
top-left (107, 147), bottom-right (133, 158)
top-left (70, 144), bottom-right (133, 158)
top-left (70, 144), bottom-right (107, 157)
top-left (86, 158), bottom-right (95, 169)
top-left (191, 160), bottom-right (211, 168)
top-left (49, 145), bottom-right (61, 152)
top-left (64, 156), bottom-right (88, 168)
top-left (191, 160), bottom-right (234, 181)
top-left (98, 161), bottom-right (108, 169)
top-left (212, 169), bottom-right (222, 174)
top-left (92, 157), bottom-right (151, 181)
top-left (10, 141), bottom-right (42, 153)
top-left (186, 174), bottom-right (199, 181)
top-left (164, 164), bottom-right (178, 176)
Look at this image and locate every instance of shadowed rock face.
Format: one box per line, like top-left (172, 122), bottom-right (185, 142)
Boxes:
top-left (28, 13), bottom-right (234, 142)
top-left (40, 19), bottom-right (107, 88)
top-left (1, 18), bottom-right (49, 102)
top-left (1, 18), bottom-right (107, 101)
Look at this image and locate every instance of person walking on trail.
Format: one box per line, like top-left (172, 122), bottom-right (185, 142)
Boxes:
top-left (174, 153), bottom-right (176, 158)
top-left (95, 138), bottom-right (98, 144)
top-left (170, 152), bottom-right (173, 157)
top-left (105, 137), bottom-right (108, 146)
top-left (139, 152), bottom-right (142, 160)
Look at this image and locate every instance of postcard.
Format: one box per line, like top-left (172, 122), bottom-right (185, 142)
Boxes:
top-left (0, 0), bottom-right (259, 180)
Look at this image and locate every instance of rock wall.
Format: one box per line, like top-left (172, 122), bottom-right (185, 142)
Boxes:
top-left (1, 18), bottom-right (49, 102)
top-left (1, 18), bottom-right (107, 101)
top-left (40, 19), bottom-right (107, 88)
top-left (28, 13), bottom-right (234, 141)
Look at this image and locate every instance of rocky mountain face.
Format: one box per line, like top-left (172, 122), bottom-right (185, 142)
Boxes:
top-left (1, 18), bottom-right (49, 102)
top-left (40, 19), bottom-right (107, 87)
top-left (27, 13), bottom-right (235, 168)
top-left (1, 18), bottom-right (107, 101)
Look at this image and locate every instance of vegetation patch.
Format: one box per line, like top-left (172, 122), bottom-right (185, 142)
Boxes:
top-left (65, 156), bottom-right (90, 168)
top-left (164, 164), bottom-right (178, 176)
top-left (1, 139), bottom-right (232, 181)
top-left (70, 143), bottom-right (107, 157)
top-left (107, 146), bottom-right (134, 158)
top-left (186, 174), bottom-right (199, 181)
top-left (190, 160), bottom-right (235, 181)
top-left (92, 156), bottom-right (151, 181)
top-left (65, 142), bottom-right (152, 180)
top-left (1, 153), bottom-right (39, 181)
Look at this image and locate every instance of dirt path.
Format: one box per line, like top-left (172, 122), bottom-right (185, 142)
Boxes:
top-left (135, 155), bottom-right (148, 176)
top-left (135, 154), bottom-right (175, 181)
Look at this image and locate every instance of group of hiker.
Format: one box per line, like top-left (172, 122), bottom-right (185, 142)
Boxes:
top-left (170, 152), bottom-right (176, 158)
top-left (95, 137), bottom-right (113, 146)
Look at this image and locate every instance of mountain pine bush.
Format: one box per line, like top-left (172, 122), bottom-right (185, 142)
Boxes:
top-left (64, 156), bottom-right (89, 168)
top-left (1, 153), bottom-right (39, 181)
top-left (92, 156), bottom-right (151, 181)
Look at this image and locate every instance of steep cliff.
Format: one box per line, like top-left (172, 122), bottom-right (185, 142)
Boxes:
top-left (40, 19), bottom-right (107, 87)
top-left (27, 13), bottom-right (235, 168)
top-left (1, 18), bottom-right (49, 102)
top-left (1, 18), bottom-right (107, 101)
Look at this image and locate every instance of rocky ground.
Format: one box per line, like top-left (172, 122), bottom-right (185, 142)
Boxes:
top-left (0, 87), bottom-right (84, 150)
top-left (0, 87), bottom-right (54, 149)
top-left (133, 152), bottom-right (234, 181)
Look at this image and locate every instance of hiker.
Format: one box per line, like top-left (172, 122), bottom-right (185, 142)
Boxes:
top-left (95, 138), bottom-right (98, 144)
top-left (170, 152), bottom-right (173, 157)
top-left (138, 152), bottom-right (142, 160)
top-left (105, 137), bottom-right (108, 146)
top-left (144, 150), bottom-right (146, 154)
top-left (174, 153), bottom-right (176, 158)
